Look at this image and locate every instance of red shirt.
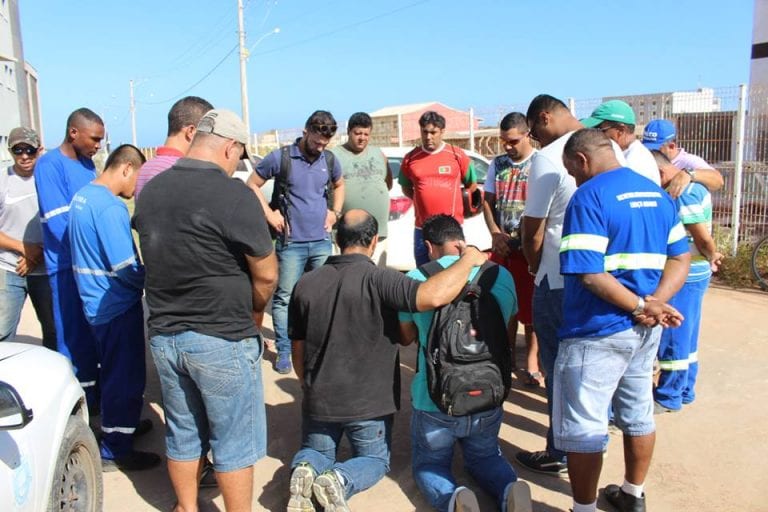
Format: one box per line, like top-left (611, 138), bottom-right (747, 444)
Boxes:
top-left (399, 144), bottom-right (473, 227)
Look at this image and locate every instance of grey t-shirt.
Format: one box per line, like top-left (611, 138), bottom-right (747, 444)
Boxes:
top-left (0, 166), bottom-right (45, 275)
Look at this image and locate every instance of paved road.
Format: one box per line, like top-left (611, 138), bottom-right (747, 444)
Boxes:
top-left (15, 284), bottom-right (768, 511)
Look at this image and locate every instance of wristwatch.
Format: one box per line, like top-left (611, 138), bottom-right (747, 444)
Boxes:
top-left (631, 296), bottom-right (645, 317)
top-left (683, 167), bottom-right (696, 182)
top-left (333, 209), bottom-right (342, 219)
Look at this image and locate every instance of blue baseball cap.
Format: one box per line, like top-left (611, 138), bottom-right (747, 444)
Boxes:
top-left (642, 119), bottom-right (676, 150)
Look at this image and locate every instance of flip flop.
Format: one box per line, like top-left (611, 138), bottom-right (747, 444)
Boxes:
top-left (523, 370), bottom-right (544, 387)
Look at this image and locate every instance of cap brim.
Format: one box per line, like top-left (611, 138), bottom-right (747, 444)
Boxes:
top-left (642, 140), bottom-right (663, 150)
top-left (580, 117), bottom-right (604, 128)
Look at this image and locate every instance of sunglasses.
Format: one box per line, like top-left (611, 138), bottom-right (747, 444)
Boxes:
top-left (12, 146), bottom-right (38, 156)
top-left (310, 124), bottom-right (337, 137)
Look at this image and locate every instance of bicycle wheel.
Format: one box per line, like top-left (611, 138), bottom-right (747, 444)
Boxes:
top-left (751, 235), bottom-right (768, 290)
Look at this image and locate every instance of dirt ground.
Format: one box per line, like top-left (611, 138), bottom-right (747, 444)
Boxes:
top-left (15, 284), bottom-right (768, 511)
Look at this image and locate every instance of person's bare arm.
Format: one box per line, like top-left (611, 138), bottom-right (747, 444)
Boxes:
top-left (383, 153), bottom-right (393, 190)
top-left (579, 271), bottom-right (684, 328)
top-left (0, 232), bottom-right (43, 275)
top-left (399, 322), bottom-right (418, 346)
top-left (666, 168), bottom-right (724, 198)
top-left (325, 178), bottom-right (345, 232)
top-left (0, 231), bottom-right (24, 255)
top-left (246, 172), bottom-right (286, 233)
top-left (648, 252), bottom-right (691, 303)
top-left (482, 193), bottom-right (511, 257)
top-left (521, 216), bottom-right (546, 271)
top-left (245, 251), bottom-right (278, 314)
top-left (686, 223), bottom-right (724, 272)
top-left (414, 246), bottom-right (488, 311)
top-left (291, 340), bottom-right (305, 388)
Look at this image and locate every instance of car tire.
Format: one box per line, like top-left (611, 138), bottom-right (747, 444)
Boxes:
top-left (47, 415), bottom-right (103, 512)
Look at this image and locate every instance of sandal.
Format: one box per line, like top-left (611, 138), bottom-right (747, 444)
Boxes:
top-left (522, 369), bottom-right (544, 387)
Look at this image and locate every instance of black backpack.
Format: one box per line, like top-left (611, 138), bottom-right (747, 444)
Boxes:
top-left (418, 260), bottom-right (512, 416)
top-left (268, 145), bottom-right (336, 239)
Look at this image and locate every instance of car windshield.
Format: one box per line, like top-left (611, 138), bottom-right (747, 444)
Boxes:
top-left (387, 156), bottom-right (488, 184)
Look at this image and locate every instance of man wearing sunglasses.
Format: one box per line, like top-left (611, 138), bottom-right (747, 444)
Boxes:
top-left (0, 127), bottom-right (56, 350)
top-left (248, 110), bottom-right (345, 374)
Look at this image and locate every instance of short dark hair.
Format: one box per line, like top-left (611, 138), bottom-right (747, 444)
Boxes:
top-left (104, 144), bottom-right (146, 171)
top-left (419, 111), bottom-right (446, 129)
top-left (305, 110), bottom-right (336, 129)
top-left (422, 214), bottom-right (465, 245)
top-left (347, 112), bottom-right (372, 131)
top-left (526, 95), bottom-right (568, 125)
top-left (168, 96), bottom-right (213, 136)
top-left (650, 149), bottom-right (671, 167)
top-left (66, 108), bottom-right (104, 130)
top-left (336, 211), bottom-right (378, 251)
top-left (563, 128), bottom-right (614, 159)
top-left (499, 112), bottom-right (528, 132)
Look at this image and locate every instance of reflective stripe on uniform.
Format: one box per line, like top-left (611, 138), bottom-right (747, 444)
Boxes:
top-left (102, 426), bottom-right (136, 434)
top-left (73, 266), bottom-right (117, 277)
top-left (42, 205), bottom-right (70, 221)
top-left (112, 255), bottom-right (136, 272)
top-left (80, 380), bottom-right (97, 388)
top-left (604, 253), bottom-right (667, 272)
top-left (668, 222), bottom-right (686, 244)
top-left (658, 359), bottom-right (689, 371)
top-left (560, 234), bottom-right (609, 253)
top-left (688, 351), bottom-right (698, 363)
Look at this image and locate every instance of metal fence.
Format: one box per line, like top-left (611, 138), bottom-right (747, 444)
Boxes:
top-left (256, 84), bottom-right (768, 252)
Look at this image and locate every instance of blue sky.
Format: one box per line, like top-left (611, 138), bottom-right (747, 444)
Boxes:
top-left (19, 0), bottom-right (754, 148)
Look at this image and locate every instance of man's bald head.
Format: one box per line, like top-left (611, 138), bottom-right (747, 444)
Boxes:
top-left (562, 128), bottom-right (622, 186)
top-left (336, 209), bottom-right (378, 252)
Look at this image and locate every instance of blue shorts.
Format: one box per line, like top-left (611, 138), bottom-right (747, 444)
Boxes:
top-left (553, 325), bottom-right (660, 453)
top-left (150, 331), bottom-right (266, 472)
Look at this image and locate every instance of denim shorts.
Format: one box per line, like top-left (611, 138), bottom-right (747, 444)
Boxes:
top-left (553, 325), bottom-right (660, 453)
top-left (150, 331), bottom-right (266, 472)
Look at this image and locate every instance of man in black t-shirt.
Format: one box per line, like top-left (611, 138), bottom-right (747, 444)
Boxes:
top-left (286, 209), bottom-right (488, 512)
top-left (133, 109), bottom-right (277, 512)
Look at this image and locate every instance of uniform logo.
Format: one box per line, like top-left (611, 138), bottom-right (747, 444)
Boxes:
top-left (438, 166), bottom-right (451, 175)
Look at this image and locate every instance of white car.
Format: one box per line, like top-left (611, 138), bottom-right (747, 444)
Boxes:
top-left (0, 343), bottom-right (102, 511)
top-left (382, 146), bottom-right (493, 271)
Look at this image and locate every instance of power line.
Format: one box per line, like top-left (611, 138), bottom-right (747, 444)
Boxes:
top-left (252, 0), bottom-right (430, 56)
top-left (137, 44), bottom-right (239, 106)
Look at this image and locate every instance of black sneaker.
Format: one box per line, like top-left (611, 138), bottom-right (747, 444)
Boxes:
top-left (134, 418), bottom-right (153, 438)
top-left (515, 450), bottom-right (567, 476)
top-left (102, 450), bottom-right (162, 472)
top-left (604, 484), bottom-right (646, 512)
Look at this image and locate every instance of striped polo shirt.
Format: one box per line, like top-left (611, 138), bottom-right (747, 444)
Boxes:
top-left (558, 167), bottom-right (689, 339)
top-left (676, 182), bottom-right (713, 282)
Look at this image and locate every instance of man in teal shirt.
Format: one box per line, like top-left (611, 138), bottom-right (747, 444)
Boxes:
top-left (399, 214), bottom-right (532, 512)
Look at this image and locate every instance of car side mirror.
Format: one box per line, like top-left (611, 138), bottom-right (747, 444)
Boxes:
top-left (0, 381), bottom-right (33, 430)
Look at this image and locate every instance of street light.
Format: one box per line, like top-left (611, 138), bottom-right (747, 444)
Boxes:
top-left (237, 0), bottom-right (279, 145)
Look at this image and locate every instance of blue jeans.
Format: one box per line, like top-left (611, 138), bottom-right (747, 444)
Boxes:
top-left (655, 277), bottom-right (709, 410)
top-left (531, 276), bottom-right (566, 461)
top-left (150, 331), bottom-right (266, 472)
top-left (291, 415), bottom-right (392, 499)
top-left (411, 407), bottom-right (517, 512)
top-left (0, 269), bottom-right (56, 350)
top-left (413, 228), bottom-right (429, 266)
top-left (273, 239), bottom-right (331, 356)
top-left (553, 325), bottom-right (660, 453)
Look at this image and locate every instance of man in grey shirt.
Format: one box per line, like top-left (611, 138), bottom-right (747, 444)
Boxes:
top-left (0, 127), bottom-right (55, 349)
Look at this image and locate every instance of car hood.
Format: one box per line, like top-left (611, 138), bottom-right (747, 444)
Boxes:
top-left (0, 342), bottom-right (37, 363)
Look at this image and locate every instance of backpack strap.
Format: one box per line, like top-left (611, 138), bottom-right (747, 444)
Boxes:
top-left (323, 150), bottom-right (336, 210)
top-left (271, 145), bottom-right (293, 211)
top-left (417, 260), bottom-right (444, 280)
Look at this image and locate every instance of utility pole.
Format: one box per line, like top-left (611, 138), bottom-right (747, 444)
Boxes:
top-left (129, 79), bottom-right (137, 146)
top-left (237, 0), bottom-right (251, 143)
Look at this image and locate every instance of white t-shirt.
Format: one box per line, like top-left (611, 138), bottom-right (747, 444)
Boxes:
top-left (523, 132), bottom-right (626, 290)
top-left (625, 139), bottom-right (661, 185)
top-left (0, 166), bottom-right (45, 275)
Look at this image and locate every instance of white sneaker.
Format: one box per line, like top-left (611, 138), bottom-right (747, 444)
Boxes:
top-left (504, 480), bottom-right (532, 512)
top-left (312, 470), bottom-right (350, 512)
top-left (449, 486), bottom-right (480, 512)
top-left (287, 463), bottom-right (316, 512)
